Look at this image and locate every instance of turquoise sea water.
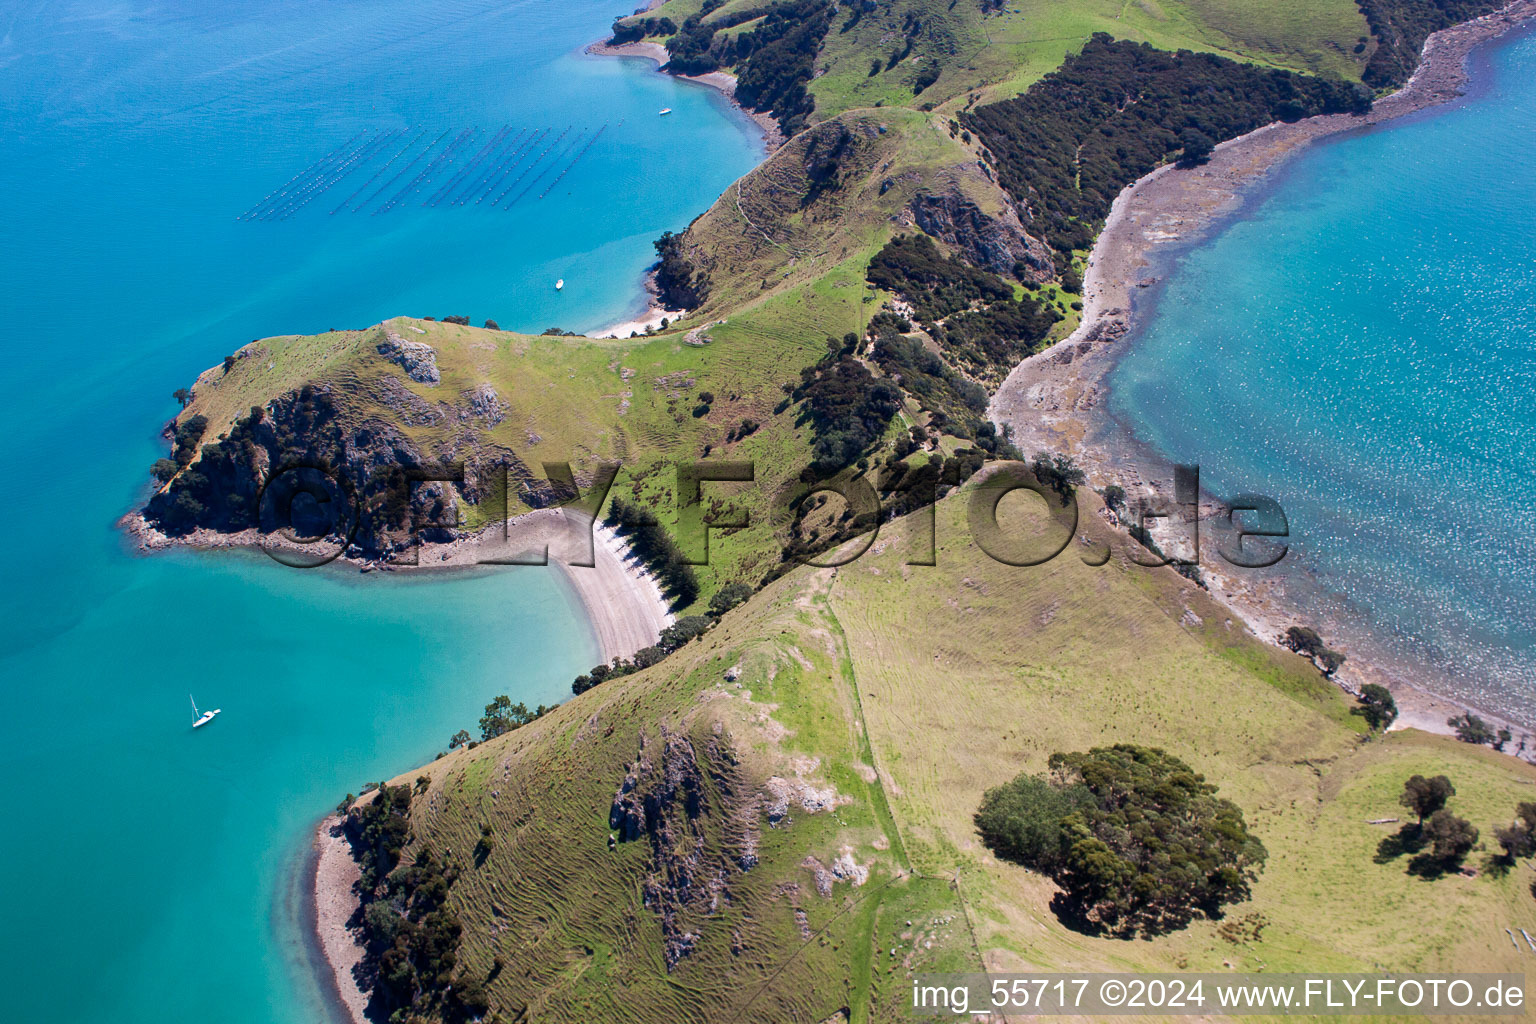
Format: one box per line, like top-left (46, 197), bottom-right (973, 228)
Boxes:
top-left (1109, 30), bottom-right (1536, 729)
top-left (0, 2), bottom-right (761, 1021)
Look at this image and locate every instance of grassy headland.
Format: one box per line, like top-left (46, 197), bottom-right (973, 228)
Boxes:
top-left (136, 1), bottom-right (1536, 1020)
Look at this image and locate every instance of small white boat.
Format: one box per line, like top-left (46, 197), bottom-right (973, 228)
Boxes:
top-left (191, 694), bottom-right (221, 730)
top-left (659, 108), bottom-right (672, 116)
top-left (555, 278), bottom-right (564, 291)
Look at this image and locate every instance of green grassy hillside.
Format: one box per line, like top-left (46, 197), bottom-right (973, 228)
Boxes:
top-left (370, 492), bottom-right (1535, 1022)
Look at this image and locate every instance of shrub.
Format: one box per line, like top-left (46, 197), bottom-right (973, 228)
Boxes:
top-left (1448, 712), bottom-right (1496, 746)
top-left (1177, 127), bottom-right (1216, 166)
top-left (1281, 625), bottom-right (1345, 676)
top-left (1399, 774), bottom-right (1454, 824)
top-left (1423, 809), bottom-right (1478, 867)
top-left (965, 35), bottom-right (1370, 256)
top-left (659, 614), bottom-right (712, 652)
top-left (795, 354), bottom-right (902, 468)
top-left (708, 580), bottom-right (754, 618)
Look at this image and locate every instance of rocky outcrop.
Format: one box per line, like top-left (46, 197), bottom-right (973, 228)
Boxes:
top-left (462, 383), bottom-right (507, 427)
top-left (610, 728), bottom-right (760, 971)
top-left (142, 385), bottom-right (429, 559)
top-left (376, 332), bottom-right (441, 385)
top-left (909, 189), bottom-right (1054, 281)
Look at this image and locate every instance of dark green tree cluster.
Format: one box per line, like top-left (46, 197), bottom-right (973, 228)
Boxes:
top-left (603, 495), bottom-right (701, 608)
top-left (652, 231), bottom-right (709, 311)
top-left (963, 35), bottom-right (1371, 258)
top-left (976, 745), bottom-right (1267, 936)
top-left (343, 786), bottom-right (489, 1022)
top-left (866, 233), bottom-right (1059, 374)
top-left (607, 14), bottom-right (677, 44)
top-left (365, 845), bottom-right (478, 1022)
top-left (571, 614), bottom-right (719, 695)
top-left (1030, 451), bottom-right (1085, 499)
top-left (867, 234), bottom-right (1016, 320)
top-left (1281, 625), bottom-right (1346, 677)
top-left (1355, 683), bottom-right (1399, 731)
top-left (869, 330), bottom-right (989, 437)
top-left (936, 295), bottom-right (1061, 373)
top-left (1447, 712), bottom-right (1505, 748)
top-left (733, 0), bottom-right (834, 134)
top-left (142, 384), bottom-right (412, 545)
top-left (708, 580), bottom-right (754, 617)
top-left (477, 695), bottom-right (553, 741)
top-left (1492, 802), bottom-right (1536, 868)
top-left (792, 336), bottom-right (902, 468)
top-left (1356, 0), bottom-right (1502, 88)
top-left (346, 782), bottom-right (414, 890)
top-left (571, 580), bottom-right (757, 697)
top-left (665, 0), bottom-right (834, 133)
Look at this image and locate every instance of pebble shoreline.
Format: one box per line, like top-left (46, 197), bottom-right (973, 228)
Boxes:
top-left (990, 0), bottom-right (1536, 752)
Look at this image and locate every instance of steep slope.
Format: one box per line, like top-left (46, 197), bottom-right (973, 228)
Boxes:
top-left (357, 488), bottom-right (1536, 1022)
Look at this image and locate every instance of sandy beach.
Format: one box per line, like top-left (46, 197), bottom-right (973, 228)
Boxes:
top-left (586, 268), bottom-right (687, 339)
top-left (403, 507), bottom-right (675, 662)
top-left (312, 816), bottom-right (368, 1024)
top-left (991, 0), bottom-right (1536, 754)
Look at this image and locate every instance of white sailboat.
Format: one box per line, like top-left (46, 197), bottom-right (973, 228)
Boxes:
top-left (191, 694), bottom-right (221, 729)
top-left (555, 278), bottom-right (564, 291)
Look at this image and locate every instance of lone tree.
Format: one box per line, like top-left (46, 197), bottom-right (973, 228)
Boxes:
top-left (1355, 684), bottom-right (1398, 731)
top-left (1448, 713), bottom-right (1496, 746)
top-left (1492, 802), bottom-right (1536, 865)
top-left (1423, 809), bottom-right (1478, 867)
top-left (975, 745), bottom-right (1266, 936)
top-left (1399, 774), bottom-right (1454, 825)
top-left (172, 387), bottom-right (192, 408)
top-left (1177, 127), bottom-right (1216, 166)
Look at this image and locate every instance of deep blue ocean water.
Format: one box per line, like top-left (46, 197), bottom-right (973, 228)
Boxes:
top-left (1109, 30), bottom-right (1536, 728)
top-left (0, 2), bottom-right (761, 1021)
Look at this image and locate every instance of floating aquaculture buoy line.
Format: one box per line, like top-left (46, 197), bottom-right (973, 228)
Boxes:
top-left (538, 120), bottom-right (616, 201)
top-left (240, 123), bottom-right (614, 221)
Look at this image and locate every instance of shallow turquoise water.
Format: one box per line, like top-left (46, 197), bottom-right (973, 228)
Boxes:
top-left (0, 2), bottom-right (760, 1021)
top-left (1109, 31), bottom-right (1536, 727)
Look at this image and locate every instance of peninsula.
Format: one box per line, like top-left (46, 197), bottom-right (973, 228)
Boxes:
top-left (130, 2), bottom-right (1536, 1021)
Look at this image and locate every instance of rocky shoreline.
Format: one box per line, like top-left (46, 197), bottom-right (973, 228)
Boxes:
top-left (991, 0), bottom-right (1536, 754)
top-left (311, 816), bottom-right (368, 1024)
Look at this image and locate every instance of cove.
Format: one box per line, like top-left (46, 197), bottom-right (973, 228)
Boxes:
top-left (0, 1), bottom-right (763, 1021)
top-left (1107, 28), bottom-right (1536, 728)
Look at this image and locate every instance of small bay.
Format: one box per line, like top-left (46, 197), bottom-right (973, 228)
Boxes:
top-left (1108, 29), bottom-right (1536, 729)
top-left (0, 1), bottom-right (762, 1020)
